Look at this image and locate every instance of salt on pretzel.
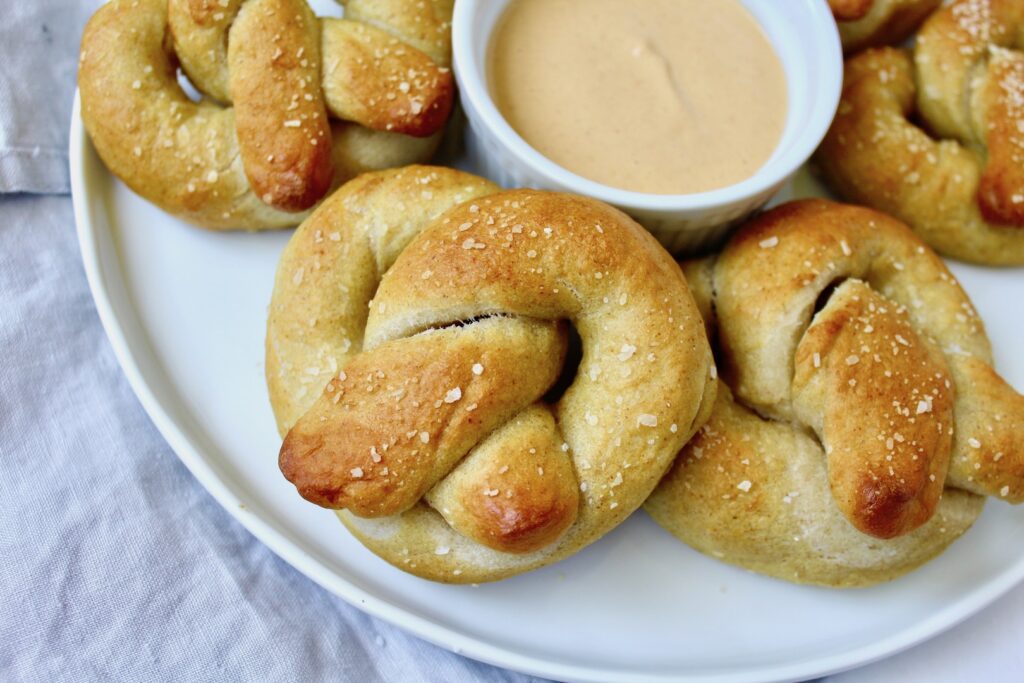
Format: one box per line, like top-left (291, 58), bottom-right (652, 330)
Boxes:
top-left (818, 0), bottom-right (1024, 264)
top-left (78, 0), bottom-right (453, 229)
top-left (646, 199), bottom-right (1024, 587)
top-left (266, 166), bottom-right (717, 582)
top-left (830, 0), bottom-right (941, 54)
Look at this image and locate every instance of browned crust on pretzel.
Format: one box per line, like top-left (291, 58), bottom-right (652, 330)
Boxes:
top-left (675, 198), bottom-right (1024, 519)
top-left (912, 0), bottom-right (1024, 226)
top-left (268, 168), bottom-right (716, 582)
top-left (816, 47), bottom-right (1024, 264)
top-left (646, 381), bottom-right (984, 588)
top-left (727, 201), bottom-right (1024, 505)
top-left (426, 406), bottom-right (580, 554)
top-left (792, 280), bottom-right (953, 538)
top-left (266, 166), bottom-right (501, 435)
top-left (975, 52), bottom-right (1024, 225)
top-left (187, 0), bottom-right (231, 23)
top-left (719, 202), bottom-right (957, 538)
top-left (646, 199), bottom-right (1024, 585)
top-left (342, 0), bottom-right (454, 67)
top-left (279, 318), bottom-right (567, 516)
top-left (830, 0), bottom-right (875, 22)
top-left (321, 20), bottom-right (454, 137)
top-left (837, 0), bottom-right (941, 54)
top-left (80, 0), bottom-right (454, 228)
top-left (79, 0), bottom-right (303, 229)
top-left (230, 0), bottom-right (333, 212)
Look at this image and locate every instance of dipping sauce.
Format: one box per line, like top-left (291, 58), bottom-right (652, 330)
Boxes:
top-left (487, 0), bottom-right (788, 195)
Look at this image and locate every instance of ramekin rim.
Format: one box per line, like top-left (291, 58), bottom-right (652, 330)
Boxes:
top-left (451, 0), bottom-right (843, 213)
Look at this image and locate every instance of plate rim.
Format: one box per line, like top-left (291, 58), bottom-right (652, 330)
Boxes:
top-left (68, 91), bottom-right (1024, 683)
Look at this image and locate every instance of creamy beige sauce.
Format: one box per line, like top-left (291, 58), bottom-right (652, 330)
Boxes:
top-left (488, 0), bottom-right (788, 194)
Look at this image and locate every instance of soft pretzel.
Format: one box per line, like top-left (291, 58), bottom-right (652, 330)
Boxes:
top-left (830, 0), bottom-right (941, 54)
top-left (78, 0), bottom-right (453, 230)
top-left (817, 0), bottom-right (1024, 264)
top-left (830, 0), bottom-right (875, 22)
top-left (266, 166), bottom-right (717, 582)
top-left (646, 200), bottom-right (1024, 587)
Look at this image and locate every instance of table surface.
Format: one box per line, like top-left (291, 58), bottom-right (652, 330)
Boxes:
top-left (1, 2), bottom-right (1022, 681)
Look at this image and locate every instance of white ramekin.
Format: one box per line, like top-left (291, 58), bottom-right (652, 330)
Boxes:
top-left (452, 0), bottom-right (843, 255)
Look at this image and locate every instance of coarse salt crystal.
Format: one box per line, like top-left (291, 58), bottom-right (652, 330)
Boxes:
top-left (638, 414), bottom-right (658, 427)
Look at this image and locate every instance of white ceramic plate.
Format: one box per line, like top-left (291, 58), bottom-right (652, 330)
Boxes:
top-left (70, 90), bottom-right (1024, 682)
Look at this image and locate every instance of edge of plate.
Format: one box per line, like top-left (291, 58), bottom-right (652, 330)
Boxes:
top-left (68, 91), bottom-right (1024, 683)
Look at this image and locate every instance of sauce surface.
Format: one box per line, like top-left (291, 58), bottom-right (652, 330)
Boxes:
top-left (488, 0), bottom-right (788, 195)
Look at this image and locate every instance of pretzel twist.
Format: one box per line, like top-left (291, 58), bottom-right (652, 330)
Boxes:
top-left (830, 0), bottom-right (941, 54)
top-left (646, 200), bottom-right (1024, 587)
top-left (266, 166), bottom-right (716, 582)
top-left (818, 0), bottom-right (1024, 264)
top-left (78, 0), bottom-right (453, 229)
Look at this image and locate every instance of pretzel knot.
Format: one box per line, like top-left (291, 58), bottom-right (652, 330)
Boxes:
top-left (818, 0), bottom-right (1024, 264)
top-left (266, 166), bottom-right (716, 582)
top-left (646, 200), bottom-right (1024, 587)
top-left (79, 0), bottom-right (453, 230)
top-left (829, 0), bottom-right (941, 54)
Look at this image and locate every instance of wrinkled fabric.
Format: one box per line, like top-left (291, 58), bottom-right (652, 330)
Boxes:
top-left (0, 1), bottom-right (1021, 682)
top-left (0, 194), bottom-right (548, 683)
top-left (0, 1), bottom-right (96, 193)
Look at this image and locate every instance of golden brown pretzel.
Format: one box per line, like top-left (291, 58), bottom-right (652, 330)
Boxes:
top-left (831, 0), bottom-right (941, 54)
top-left (818, 0), bottom-right (1024, 264)
top-left (646, 200), bottom-right (1024, 587)
top-left (266, 166), bottom-right (716, 582)
top-left (78, 0), bottom-right (453, 229)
